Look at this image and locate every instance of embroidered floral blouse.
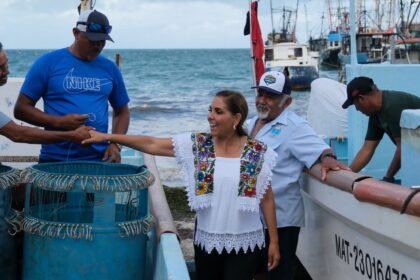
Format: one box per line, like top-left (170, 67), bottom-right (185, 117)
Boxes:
top-left (173, 133), bottom-right (276, 254)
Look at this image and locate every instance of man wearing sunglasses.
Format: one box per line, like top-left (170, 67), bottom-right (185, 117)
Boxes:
top-left (14, 10), bottom-right (130, 163)
top-left (342, 76), bottom-right (420, 183)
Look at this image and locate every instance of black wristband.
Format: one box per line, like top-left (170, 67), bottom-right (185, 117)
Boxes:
top-left (321, 153), bottom-right (337, 160)
top-left (382, 176), bottom-right (395, 183)
top-left (110, 142), bottom-right (122, 152)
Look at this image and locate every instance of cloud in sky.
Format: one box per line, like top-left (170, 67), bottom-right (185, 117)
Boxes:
top-left (0, 0), bottom-right (325, 49)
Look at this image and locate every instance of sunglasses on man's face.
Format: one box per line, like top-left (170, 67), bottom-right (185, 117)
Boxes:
top-left (77, 22), bottom-right (112, 34)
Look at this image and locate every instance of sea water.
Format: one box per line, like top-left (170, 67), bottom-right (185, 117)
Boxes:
top-left (7, 49), bottom-right (339, 186)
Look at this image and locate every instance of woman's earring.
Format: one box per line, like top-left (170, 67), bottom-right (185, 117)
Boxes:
top-left (233, 124), bottom-right (237, 130)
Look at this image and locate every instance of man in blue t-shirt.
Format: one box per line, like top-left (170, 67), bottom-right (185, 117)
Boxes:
top-left (1, 42), bottom-right (91, 144)
top-left (14, 10), bottom-right (130, 163)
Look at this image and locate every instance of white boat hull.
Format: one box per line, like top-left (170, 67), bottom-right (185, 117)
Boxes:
top-left (298, 175), bottom-right (420, 280)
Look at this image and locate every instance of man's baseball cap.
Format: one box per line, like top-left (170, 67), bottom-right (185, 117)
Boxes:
top-left (76, 10), bottom-right (114, 42)
top-left (253, 71), bottom-right (292, 95)
top-left (342, 76), bottom-right (376, 109)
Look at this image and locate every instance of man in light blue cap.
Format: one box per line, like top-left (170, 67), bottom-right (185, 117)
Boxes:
top-left (248, 70), bottom-right (350, 280)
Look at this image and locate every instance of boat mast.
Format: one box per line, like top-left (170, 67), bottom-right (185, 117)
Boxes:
top-left (376, 0), bottom-right (381, 30)
top-left (327, 0), bottom-right (333, 31)
top-left (350, 0), bottom-right (358, 65)
top-left (294, 0), bottom-right (300, 41)
top-left (387, 0), bottom-right (396, 29)
top-left (270, 0), bottom-right (275, 40)
top-left (407, 0), bottom-right (420, 33)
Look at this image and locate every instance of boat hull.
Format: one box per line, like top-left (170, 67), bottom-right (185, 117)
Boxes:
top-left (264, 42), bottom-right (319, 90)
top-left (266, 66), bottom-right (319, 91)
top-left (288, 66), bottom-right (319, 90)
top-left (321, 48), bottom-right (341, 68)
top-left (297, 175), bottom-right (420, 280)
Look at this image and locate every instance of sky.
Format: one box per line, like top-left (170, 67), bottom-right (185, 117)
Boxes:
top-left (0, 0), bottom-right (327, 49)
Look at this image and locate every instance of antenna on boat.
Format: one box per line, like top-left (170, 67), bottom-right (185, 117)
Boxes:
top-left (270, 0), bottom-right (275, 39)
top-left (349, 0), bottom-right (358, 67)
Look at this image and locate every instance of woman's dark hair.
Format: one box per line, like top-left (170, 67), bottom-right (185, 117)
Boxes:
top-left (215, 90), bottom-right (248, 136)
top-left (0, 42), bottom-right (3, 52)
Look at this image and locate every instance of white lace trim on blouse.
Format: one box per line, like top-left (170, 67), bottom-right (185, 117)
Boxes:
top-left (194, 228), bottom-right (265, 254)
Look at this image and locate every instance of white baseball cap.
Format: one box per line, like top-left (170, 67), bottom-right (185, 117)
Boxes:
top-left (254, 71), bottom-right (292, 95)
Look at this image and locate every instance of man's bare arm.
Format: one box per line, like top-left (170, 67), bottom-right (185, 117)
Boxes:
top-left (350, 140), bottom-right (380, 172)
top-left (14, 94), bottom-right (88, 130)
top-left (385, 138), bottom-right (401, 178)
top-left (0, 121), bottom-right (92, 144)
top-left (102, 104), bottom-right (130, 162)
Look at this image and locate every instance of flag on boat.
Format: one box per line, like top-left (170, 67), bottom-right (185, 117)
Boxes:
top-left (244, 1), bottom-right (265, 85)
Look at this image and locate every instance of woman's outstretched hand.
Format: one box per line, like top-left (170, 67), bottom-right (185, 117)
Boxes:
top-left (82, 130), bottom-right (109, 145)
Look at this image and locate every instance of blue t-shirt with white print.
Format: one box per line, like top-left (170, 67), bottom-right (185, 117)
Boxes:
top-left (20, 48), bottom-right (130, 161)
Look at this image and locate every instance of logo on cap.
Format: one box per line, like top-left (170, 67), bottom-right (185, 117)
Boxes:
top-left (264, 75), bottom-right (276, 85)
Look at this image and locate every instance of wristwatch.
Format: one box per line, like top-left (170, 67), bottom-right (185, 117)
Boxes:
top-left (110, 142), bottom-right (122, 152)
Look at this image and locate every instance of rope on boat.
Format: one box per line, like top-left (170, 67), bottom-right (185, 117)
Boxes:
top-left (400, 188), bottom-right (420, 214)
top-left (351, 176), bottom-right (372, 191)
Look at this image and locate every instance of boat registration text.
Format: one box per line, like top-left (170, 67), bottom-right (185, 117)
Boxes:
top-left (335, 234), bottom-right (415, 280)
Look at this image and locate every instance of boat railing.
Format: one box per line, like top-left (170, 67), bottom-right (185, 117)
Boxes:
top-left (142, 153), bottom-right (190, 280)
top-left (143, 153), bottom-right (178, 238)
top-left (306, 165), bottom-right (420, 217)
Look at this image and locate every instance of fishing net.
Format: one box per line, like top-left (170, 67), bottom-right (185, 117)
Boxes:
top-left (13, 161), bottom-right (155, 240)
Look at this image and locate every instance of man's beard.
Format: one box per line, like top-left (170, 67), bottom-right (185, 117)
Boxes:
top-left (257, 105), bottom-right (270, 120)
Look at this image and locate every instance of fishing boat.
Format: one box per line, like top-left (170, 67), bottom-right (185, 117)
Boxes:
top-left (320, 4), bottom-right (350, 68)
top-left (323, 0), bottom-right (396, 67)
top-left (321, 30), bottom-right (346, 68)
top-left (262, 0), bottom-right (319, 90)
top-left (299, 1), bottom-right (420, 279)
top-left (0, 1), bottom-right (190, 279)
top-left (248, 1), bottom-right (420, 279)
top-left (338, 30), bottom-right (394, 65)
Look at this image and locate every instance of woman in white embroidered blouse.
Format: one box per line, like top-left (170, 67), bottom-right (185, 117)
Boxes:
top-left (83, 90), bottom-right (280, 279)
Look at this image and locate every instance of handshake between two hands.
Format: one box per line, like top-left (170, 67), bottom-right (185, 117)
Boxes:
top-left (73, 126), bottom-right (107, 145)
